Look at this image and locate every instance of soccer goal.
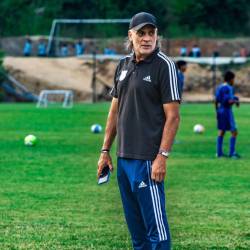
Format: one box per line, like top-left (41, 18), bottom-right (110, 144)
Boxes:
top-left (36, 90), bottom-right (74, 108)
top-left (46, 18), bottom-right (130, 103)
top-left (47, 18), bottom-right (130, 56)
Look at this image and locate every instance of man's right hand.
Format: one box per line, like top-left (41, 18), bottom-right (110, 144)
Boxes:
top-left (97, 152), bottom-right (113, 178)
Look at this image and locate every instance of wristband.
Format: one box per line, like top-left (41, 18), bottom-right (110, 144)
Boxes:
top-left (158, 149), bottom-right (170, 158)
top-left (101, 149), bottom-right (110, 153)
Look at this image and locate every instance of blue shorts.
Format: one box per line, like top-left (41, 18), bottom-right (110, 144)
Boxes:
top-left (117, 157), bottom-right (171, 250)
top-left (217, 108), bottom-right (236, 131)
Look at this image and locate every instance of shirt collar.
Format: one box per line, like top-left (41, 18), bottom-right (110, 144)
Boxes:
top-left (130, 47), bottom-right (160, 64)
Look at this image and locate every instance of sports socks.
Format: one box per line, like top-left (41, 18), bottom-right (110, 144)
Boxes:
top-left (217, 136), bottom-right (224, 156)
top-left (229, 136), bottom-right (236, 156)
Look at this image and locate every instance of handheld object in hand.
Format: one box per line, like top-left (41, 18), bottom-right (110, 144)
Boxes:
top-left (98, 166), bottom-right (110, 185)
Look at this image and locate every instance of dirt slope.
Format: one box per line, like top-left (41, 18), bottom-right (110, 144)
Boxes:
top-left (3, 57), bottom-right (118, 101)
top-left (3, 56), bottom-right (250, 102)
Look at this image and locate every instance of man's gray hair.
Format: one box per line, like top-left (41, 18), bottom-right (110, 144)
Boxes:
top-left (124, 36), bottom-right (162, 52)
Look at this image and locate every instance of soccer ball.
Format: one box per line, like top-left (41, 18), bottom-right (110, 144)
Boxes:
top-left (91, 124), bottom-right (102, 133)
top-left (193, 124), bottom-right (205, 134)
top-left (24, 134), bottom-right (37, 146)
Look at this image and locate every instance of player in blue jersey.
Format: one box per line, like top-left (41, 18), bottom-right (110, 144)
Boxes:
top-left (176, 60), bottom-right (187, 94)
top-left (215, 71), bottom-right (240, 159)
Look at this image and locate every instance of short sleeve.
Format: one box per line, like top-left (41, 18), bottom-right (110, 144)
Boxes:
top-left (158, 59), bottom-right (181, 103)
top-left (229, 86), bottom-right (235, 99)
top-left (215, 86), bottom-right (221, 102)
top-left (109, 62), bottom-right (121, 98)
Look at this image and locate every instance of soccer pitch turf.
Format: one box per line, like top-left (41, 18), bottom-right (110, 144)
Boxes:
top-left (0, 103), bottom-right (249, 250)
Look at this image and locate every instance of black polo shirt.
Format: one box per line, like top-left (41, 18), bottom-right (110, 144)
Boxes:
top-left (110, 47), bottom-right (181, 160)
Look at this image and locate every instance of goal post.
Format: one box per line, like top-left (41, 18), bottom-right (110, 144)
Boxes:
top-left (36, 90), bottom-right (74, 108)
top-left (47, 18), bottom-right (131, 56)
top-left (46, 18), bottom-right (130, 103)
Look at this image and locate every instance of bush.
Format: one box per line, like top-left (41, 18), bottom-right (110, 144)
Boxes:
top-left (0, 50), bottom-right (6, 101)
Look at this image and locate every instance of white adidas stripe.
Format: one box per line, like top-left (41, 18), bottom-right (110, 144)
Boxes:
top-left (159, 51), bottom-right (180, 100)
top-left (148, 161), bottom-right (167, 240)
top-left (147, 161), bottom-right (167, 241)
top-left (146, 161), bottom-right (162, 240)
top-left (158, 53), bottom-right (176, 100)
top-left (157, 53), bottom-right (175, 99)
top-left (157, 52), bottom-right (180, 100)
top-left (152, 177), bottom-right (167, 239)
top-left (159, 52), bottom-right (180, 100)
top-left (158, 52), bottom-right (180, 100)
top-left (151, 178), bottom-right (167, 240)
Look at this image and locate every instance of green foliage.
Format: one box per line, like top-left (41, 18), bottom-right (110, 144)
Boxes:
top-left (0, 50), bottom-right (4, 63)
top-left (0, 50), bottom-right (5, 81)
top-left (0, 103), bottom-right (250, 249)
top-left (168, 0), bottom-right (250, 37)
top-left (0, 51), bottom-right (5, 101)
top-left (0, 0), bottom-right (249, 37)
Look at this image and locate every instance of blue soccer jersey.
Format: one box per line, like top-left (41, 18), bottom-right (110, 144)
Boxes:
top-left (177, 71), bottom-right (184, 94)
top-left (215, 83), bottom-right (237, 131)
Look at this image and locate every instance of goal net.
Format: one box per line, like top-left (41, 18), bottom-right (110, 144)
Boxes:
top-left (37, 90), bottom-right (74, 108)
top-left (47, 19), bottom-right (130, 56)
top-left (46, 19), bottom-right (130, 103)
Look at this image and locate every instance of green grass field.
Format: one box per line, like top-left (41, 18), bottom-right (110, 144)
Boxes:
top-left (0, 103), bottom-right (249, 250)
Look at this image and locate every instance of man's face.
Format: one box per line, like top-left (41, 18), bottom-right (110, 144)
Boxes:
top-left (229, 78), bottom-right (235, 85)
top-left (180, 65), bottom-right (187, 73)
top-left (128, 25), bottom-right (157, 59)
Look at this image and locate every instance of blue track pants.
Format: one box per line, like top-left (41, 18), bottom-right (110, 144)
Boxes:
top-left (117, 158), bottom-right (171, 250)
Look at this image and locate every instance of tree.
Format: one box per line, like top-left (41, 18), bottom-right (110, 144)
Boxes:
top-left (0, 0), bottom-right (250, 37)
top-left (169, 0), bottom-right (250, 36)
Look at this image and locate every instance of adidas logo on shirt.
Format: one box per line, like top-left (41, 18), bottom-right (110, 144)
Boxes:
top-left (138, 181), bottom-right (147, 188)
top-left (143, 75), bottom-right (151, 82)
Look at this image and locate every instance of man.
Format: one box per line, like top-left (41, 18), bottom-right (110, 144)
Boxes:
top-left (97, 12), bottom-right (181, 250)
top-left (75, 40), bottom-right (85, 56)
top-left (60, 43), bottom-right (68, 57)
top-left (23, 38), bottom-right (32, 57)
top-left (215, 71), bottom-right (240, 159)
top-left (179, 45), bottom-right (187, 57)
top-left (190, 44), bottom-right (201, 57)
top-left (37, 40), bottom-right (47, 57)
top-left (176, 60), bottom-right (187, 94)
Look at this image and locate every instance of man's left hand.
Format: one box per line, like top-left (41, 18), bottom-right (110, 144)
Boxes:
top-left (151, 154), bottom-right (167, 182)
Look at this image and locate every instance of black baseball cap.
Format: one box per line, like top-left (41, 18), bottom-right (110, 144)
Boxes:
top-left (129, 12), bottom-right (157, 31)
